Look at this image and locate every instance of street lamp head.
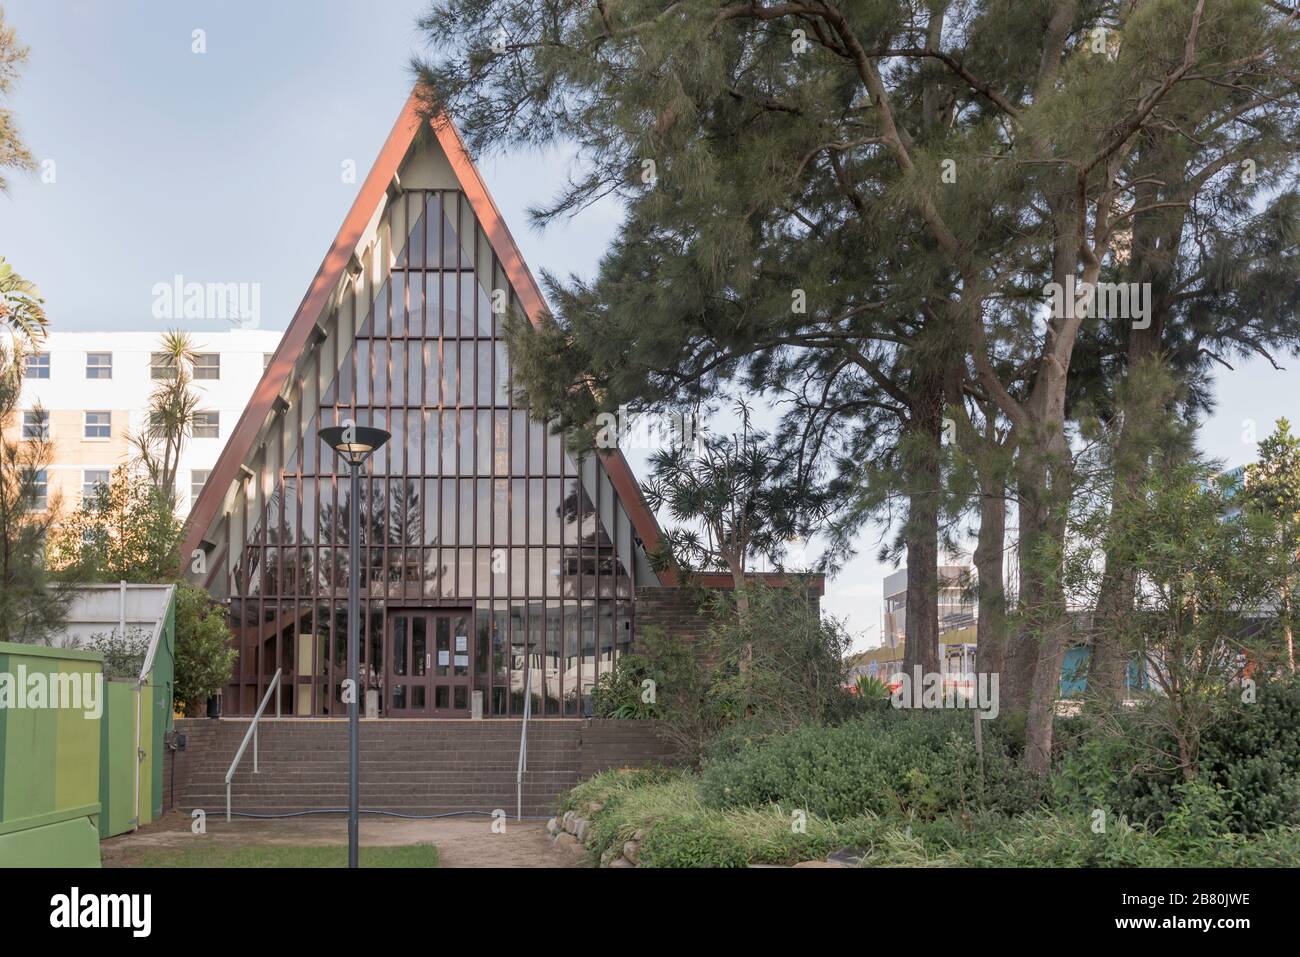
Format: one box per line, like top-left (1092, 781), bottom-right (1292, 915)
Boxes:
top-left (319, 424), bottom-right (391, 466)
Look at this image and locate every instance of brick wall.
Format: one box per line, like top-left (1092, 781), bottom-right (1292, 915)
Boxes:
top-left (634, 581), bottom-right (823, 655)
top-left (162, 719), bottom-right (220, 812)
top-left (578, 719), bottom-right (680, 776)
top-left (633, 585), bottom-right (715, 651)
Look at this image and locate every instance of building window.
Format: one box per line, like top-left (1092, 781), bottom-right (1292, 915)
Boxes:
top-left (150, 352), bottom-right (177, 379)
top-left (84, 411), bottom-right (111, 440)
top-left (191, 469), bottom-right (210, 508)
top-left (24, 353), bottom-right (50, 379)
top-left (86, 352), bottom-right (113, 379)
top-left (83, 469), bottom-right (110, 500)
top-left (193, 411), bottom-right (220, 438)
top-left (194, 353), bottom-right (220, 380)
top-left (28, 469), bottom-right (48, 510)
top-left (21, 409), bottom-right (48, 440)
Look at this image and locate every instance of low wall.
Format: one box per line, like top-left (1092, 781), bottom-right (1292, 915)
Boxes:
top-left (162, 719), bottom-right (220, 812)
top-left (578, 720), bottom-right (680, 777)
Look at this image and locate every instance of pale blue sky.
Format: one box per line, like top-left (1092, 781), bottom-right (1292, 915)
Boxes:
top-left (1, 1), bottom-right (1294, 648)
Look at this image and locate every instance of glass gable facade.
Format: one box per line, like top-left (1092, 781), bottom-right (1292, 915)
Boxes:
top-left (223, 189), bottom-right (643, 718)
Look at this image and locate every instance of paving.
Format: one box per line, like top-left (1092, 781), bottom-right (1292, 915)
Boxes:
top-left (101, 810), bottom-right (592, 868)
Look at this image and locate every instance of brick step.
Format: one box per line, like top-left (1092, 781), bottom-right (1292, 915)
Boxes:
top-left (189, 749), bottom-right (578, 761)
top-left (187, 798), bottom-right (568, 812)
top-left (201, 740), bottom-right (580, 748)
top-left (187, 794), bottom-right (572, 807)
top-left (190, 762), bottom-right (579, 776)
top-left (193, 780), bottom-right (579, 790)
top-left (213, 724), bottom-right (585, 728)
top-left (198, 774), bottom-right (580, 788)
top-left (198, 775), bottom-right (577, 788)
top-left (194, 775), bottom-right (577, 789)
top-left (173, 718), bottom-right (677, 817)
top-left (190, 761), bottom-right (578, 772)
top-left (194, 740), bottom-right (580, 752)
top-left (197, 807), bottom-right (559, 817)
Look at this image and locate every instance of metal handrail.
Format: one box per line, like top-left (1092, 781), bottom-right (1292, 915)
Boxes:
top-left (225, 668), bottom-right (282, 822)
top-left (516, 651), bottom-right (532, 820)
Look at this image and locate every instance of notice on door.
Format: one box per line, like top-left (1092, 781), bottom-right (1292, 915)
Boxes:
top-left (437, 650), bottom-right (450, 667)
top-left (455, 635), bottom-right (468, 652)
top-left (454, 654), bottom-right (469, 668)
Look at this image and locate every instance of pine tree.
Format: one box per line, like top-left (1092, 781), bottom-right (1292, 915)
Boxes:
top-left (416, 0), bottom-right (1300, 773)
top-left (1244, 417), bottom-right (1300, 673)
top-left (0, 338), bottom-right (67, 643)
top-left (0, 5), bottom-right (34, 193)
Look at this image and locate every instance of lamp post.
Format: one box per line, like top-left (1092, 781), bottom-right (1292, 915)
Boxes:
top-left (319, 423), bottom-right (389, 869)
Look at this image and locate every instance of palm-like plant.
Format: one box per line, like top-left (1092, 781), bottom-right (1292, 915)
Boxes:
top-left (0, 258), bottom-right (46, 342)
top-left (129, 330), bottom-right (200, 512)
top-left (640, 400), bottom-right (822, 617)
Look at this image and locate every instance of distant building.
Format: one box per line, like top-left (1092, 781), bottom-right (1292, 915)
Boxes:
top-left (876, 565), bottom-right (978, 683)
top-left (870, 565), bottom-right (1143, 699)
top-left (5, 329), bottom-right (282, 515)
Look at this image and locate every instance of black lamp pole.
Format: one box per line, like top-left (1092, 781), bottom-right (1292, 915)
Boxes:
top-left (319, 423), bottom-right (389, 869)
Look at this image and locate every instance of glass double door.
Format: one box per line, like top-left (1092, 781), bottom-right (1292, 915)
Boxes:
top-left (387, 610), bottom-right (473, 716)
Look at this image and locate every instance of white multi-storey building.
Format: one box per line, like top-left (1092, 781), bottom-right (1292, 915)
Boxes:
top-left (6, 329), bottom-right (283, 515)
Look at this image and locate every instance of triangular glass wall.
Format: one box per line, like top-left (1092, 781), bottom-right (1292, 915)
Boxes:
top-left (225, 189), bottom-right (640, 717)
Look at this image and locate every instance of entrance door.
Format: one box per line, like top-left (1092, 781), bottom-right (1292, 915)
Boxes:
top-left (431, 611), bottom-right (473, 717)
top-left (386, 611), bottom-right (474, 717)
top-left (387, 612), bottom-right (431, 716)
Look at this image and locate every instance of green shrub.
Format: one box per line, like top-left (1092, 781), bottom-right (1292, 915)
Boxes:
top-left (174, 583), bottom-right (238, 713)
top-left (706, 584), bottom-right (855, 728)
top-left (591, 654), bottom-right (662, 719)
top-left (700, 715), bottom-right (789, 764)
top-left (699, 709), bottom-right (1042, 820)
top-left (1198, 676), bottom-right (1300, 833)
top-left (555, 763), bottom-right (1300, 868)
top-left (1054, 676), bottom-right (1300, 834)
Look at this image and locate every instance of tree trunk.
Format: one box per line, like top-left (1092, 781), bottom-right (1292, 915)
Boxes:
top-left (1090, 167), bottom-right (1181, 698)
top-left (1017, 477), bottom-right (1068, 776)
top-left (902, 494), bottom-right (941, 680)
top-left (1090, 350), bottom-right (1166, 702)
top-left (974, 475), bottom-right (1007, 680)
top-left (1283, 577), bottom-right (1295, 673)
top-left (901, 382), bottom-right (944, 684)
top-left (999, 473), bottom-right (1042, 715)
top-left (726, 553), bottom-right (752, 670)
top-left (1011, 424), bottom-right (1073, 776)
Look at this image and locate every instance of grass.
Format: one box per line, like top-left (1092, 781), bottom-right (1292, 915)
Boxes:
top-left (109, 842), bottom-right (439, 868)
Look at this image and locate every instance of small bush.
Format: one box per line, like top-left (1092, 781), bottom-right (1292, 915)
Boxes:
top-left (591, 654), bottom-right (662, 719)
top-left (174, 583), bottom-right (237, 713)
top-left (699, 709), bottom-right (1042, 820)
top-left (555, 764), bottom-right (1300, 868)
top-left (1055, 676), bottom-right (1300, 833)
top-left (1198, 677), bottom-right (1300, 833)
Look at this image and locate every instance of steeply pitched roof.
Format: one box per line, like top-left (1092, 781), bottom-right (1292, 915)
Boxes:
top-left (182, 91), bottom-right (670, 578)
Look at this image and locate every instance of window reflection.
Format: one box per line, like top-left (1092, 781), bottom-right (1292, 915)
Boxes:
top-left (226, 189), bottom-right (646, 719)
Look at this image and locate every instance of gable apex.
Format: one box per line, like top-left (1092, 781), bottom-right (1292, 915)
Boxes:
top-left (183, 90), bottom-right (668, 582)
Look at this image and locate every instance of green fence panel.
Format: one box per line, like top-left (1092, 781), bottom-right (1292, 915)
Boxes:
top-left (0, 643), bottom-right (103, 868)
top-left (98, 681), bottom-right (139, 839)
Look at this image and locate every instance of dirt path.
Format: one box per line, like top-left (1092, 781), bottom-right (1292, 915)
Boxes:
top-left (101, 810), bottom-right (591, 868)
